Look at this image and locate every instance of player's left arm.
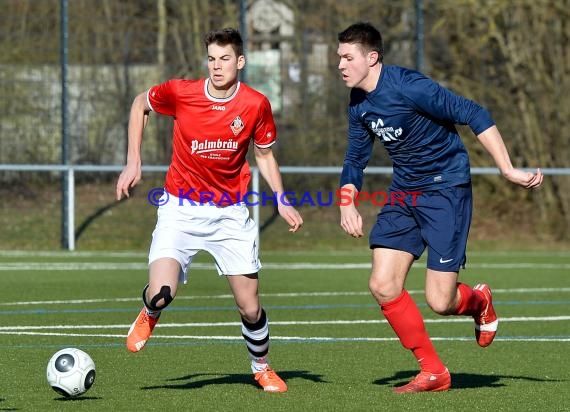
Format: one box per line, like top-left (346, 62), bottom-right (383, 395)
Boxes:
top-left (254, 146), bottom-right (303, 232)
top-left (476, 125), bottom-right (543, 189)
top-left (402, 73), bottom-right (543, 189)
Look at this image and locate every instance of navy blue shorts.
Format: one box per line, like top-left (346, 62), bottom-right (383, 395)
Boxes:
top-left (369, 183), bottom-right (473, 272)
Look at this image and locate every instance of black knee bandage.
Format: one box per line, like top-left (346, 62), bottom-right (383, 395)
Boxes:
top-left (142, 284), bottom-right (173, 311)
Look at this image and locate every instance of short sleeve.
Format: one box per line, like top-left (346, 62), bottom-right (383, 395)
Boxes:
top-left (147, 80), bottom-right (178, 117)
top-left (253, 97), bottom-right (277, 148)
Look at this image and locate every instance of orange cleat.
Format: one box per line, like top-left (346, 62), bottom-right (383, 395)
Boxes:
top-left (254, 366), bottom-right (288, 393)
top-left (126, 307), bottom-right (159, 352)
top-left (393, 368), bottom-right (451, 394)
top-left (473, 284), bottom-right (498, 347)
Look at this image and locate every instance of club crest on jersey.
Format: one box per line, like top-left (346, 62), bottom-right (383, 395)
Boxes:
top-left (230, 116), bottom-right (245, 136)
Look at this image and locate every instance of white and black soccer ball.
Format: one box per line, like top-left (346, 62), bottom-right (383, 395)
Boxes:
top-left (46, 348), bottom-right (96, 397)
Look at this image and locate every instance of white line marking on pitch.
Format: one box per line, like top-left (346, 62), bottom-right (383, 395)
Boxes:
top-left (1, 288), bottom-right (569, 307)
top-left (1, 262), bottom-right (570, 271)
top-left (2, 250), bottom-right (569, 258)
top-left (0, 331), bottom-right (567, 343)
top-left (1, 315), bottom-right (568, 332)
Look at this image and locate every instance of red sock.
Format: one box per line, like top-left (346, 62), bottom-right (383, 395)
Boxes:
top-left (381, 290), bottom-right (446, 374)
top-left (454, 282), bottom-right (484, 316)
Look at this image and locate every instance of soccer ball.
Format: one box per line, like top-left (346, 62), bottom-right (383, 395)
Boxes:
top-left (46, 348), bottom-right (96, 397)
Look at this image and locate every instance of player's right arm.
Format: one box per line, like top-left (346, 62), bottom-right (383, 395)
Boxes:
top-left (339, 183), bottom-right (364, 238)
top-left (116, 91), bottom-right (151, 200)
top-left (338, 103), bottom-right (373, 238)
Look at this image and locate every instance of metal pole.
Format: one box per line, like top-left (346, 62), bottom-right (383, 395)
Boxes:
top-left (67, 168), bottom-right (75, 251)
top-left (415, 0), bottom-right (424, 72)
top-left (60, 0), bottom-right (71, 250)
top-left (239, 0), bottom-right (248, 83)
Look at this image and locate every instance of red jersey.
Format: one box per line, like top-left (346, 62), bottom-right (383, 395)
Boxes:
top-left (147, 78), bottom-right (276, 204)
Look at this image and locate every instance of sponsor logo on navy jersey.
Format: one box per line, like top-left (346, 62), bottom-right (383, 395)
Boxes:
top-left (370, 117), bottom-right (403, 142)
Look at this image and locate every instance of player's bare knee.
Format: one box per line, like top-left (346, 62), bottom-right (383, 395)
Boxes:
top-left (143, 284), bottom-right (174, 311)
top-left (239, 306), bottom-right (261, 324)
top-left (426, 297), bottom-right (454, 315)
top-left (368, 275), bottom-right (382, 295)
top-left (369, 275), bottom-right (399, 302)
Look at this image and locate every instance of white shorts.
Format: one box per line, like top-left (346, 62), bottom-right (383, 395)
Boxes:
top-left (148, 193), bottom-right (261, 283)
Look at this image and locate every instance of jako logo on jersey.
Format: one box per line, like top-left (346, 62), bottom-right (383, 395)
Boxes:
top-left (191, 138), bottom-right (238, 154)
top-left (212, 105), bottom-right (225, 111)
top-left (230, 116), bottom-right (245, 136)
top-left (370, 118), bottom-right (403, 142)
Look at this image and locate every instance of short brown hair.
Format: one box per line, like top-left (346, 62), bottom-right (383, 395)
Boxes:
top-left (204, 28), bottom-right (244, 57)
top-left (338, 22), bottom-right (384, 62)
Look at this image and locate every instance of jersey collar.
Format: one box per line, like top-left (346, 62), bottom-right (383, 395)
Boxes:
top-left (204, 78), bottom-right (241, 102)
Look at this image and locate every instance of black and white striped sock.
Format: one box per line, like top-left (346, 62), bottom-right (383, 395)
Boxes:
top-left (241, 308), bottom-right (269, 373)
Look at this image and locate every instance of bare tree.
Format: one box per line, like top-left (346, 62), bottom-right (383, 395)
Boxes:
top-left (425, 0), bottom-right (570, 238)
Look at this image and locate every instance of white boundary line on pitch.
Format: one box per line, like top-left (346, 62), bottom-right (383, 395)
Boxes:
top-left (2, 287), bottom-right (570, 307)
top-left (1, 250), bottom-right (570, 258)
top-left (0, 315), bottom-right (569, 331)
top-left (0, 331), bottom-right (567, 343)
top-left (1, 262), bottom-right (570, 271)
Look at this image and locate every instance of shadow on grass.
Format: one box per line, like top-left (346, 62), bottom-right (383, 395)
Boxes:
top-left (53, 396), bottom-right (103, 402)
top-left (374, 370), bottom-right (564, 390)
top-left (141, 370), bottom-right (327, 391)
top-left (0, 396), bottom-right (19, 411)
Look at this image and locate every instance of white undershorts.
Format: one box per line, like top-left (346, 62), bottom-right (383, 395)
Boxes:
top-left (148, 193), bottom-right (261, 283)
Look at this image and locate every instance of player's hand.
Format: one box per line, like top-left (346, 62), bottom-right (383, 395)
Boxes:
top-left (340, 204), bottom-right (363, 238)
top-left (503, 167), bottom-right (543, 189)
top-left (277, 203), bottom-right (303, 233)
top-left (116, 162), bottom-right (142, 200)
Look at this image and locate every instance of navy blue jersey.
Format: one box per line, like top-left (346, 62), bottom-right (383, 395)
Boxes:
top-left (340, 65), bottom-right (495, 191)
